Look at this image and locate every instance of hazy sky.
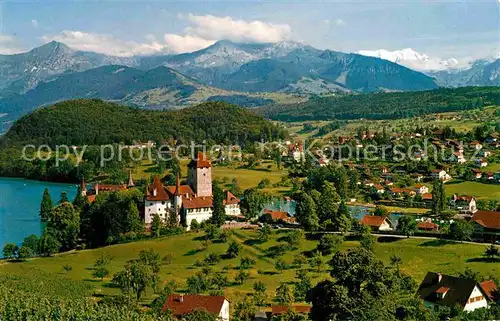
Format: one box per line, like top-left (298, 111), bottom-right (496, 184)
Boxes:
top-left (0, 0), bottom-right (498, 61)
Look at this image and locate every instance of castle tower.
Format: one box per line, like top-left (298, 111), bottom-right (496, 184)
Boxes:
top-left (174, 173), bottom-right (183, 210)
top-left (80, 177), bottom-right (87, 196)
top-left (188, 152), bottom-right (212, 197)
top-left (127, 170), bottom-right (135, 187)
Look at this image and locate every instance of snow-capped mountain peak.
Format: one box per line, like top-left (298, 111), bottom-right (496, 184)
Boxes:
top-left (355, 48), bottom-right (461, 71)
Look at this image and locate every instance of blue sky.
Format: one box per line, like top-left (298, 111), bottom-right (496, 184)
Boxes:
top-left (0, 0), bottom-right (498, 62)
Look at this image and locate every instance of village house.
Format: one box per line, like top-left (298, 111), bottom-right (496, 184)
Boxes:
top-left (414, 184), bottom-right (429, 195)
top-left (416, 272), bottom-right (497, 312)
top-left (451, 152), bottom-right (466, 164)
top-left (373, 184), bottom-right (385, 194)
top-left (430, 169), bottom-right (451, 181)
top-left (479, 149), bottom-right (491, 158)
top-left (223, 190), bottom-right (241, 217)
top-left (472, 169), bottom-right (483, 180)
top-left (450, 195), bottom-right (477, 214)
top-left (262, 209), bottom-right (296, 224)
top-left (485, 133), bottom-right (498, 144)
top-left (469, 141), bottom-right (483, 150)
top-left (471, 210), bottom-right (500, 241)
top-left (474, 158), bottom-right (488, 168)
top-left (417, 221), bottom-right (439, 232)
top-left (288, 142), bottom-right (305, 163)
top-left (162, 294), bottom-right (230, 321)
top-left (360, 215), bottom-right (393, 231)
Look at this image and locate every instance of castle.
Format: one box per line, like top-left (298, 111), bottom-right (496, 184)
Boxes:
top-left (145, 152), bottom-right (241, 229)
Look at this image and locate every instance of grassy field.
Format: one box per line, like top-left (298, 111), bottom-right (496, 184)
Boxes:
top-left (445, 180), bottom-right (500, 200)
top-left (0, 229), bottom-right (497, 304)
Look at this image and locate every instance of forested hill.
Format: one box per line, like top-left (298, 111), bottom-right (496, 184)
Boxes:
top-left (1, 99), bottom-right (286, 147)
top-left (260, 86), bottom-right (500, 121)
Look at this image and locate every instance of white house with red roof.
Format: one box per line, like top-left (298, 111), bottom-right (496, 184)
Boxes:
top-left (360, 215), bottom-right (393, 231)
top-left (162, 294), bottom-right (230, 321)
top-left (224, 190), bottom-right (241, 216)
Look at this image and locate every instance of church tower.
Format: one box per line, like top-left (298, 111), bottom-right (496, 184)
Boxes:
top-left (188, 152), bottom-right (212, 197)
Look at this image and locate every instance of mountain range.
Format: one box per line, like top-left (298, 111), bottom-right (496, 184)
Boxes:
top-left (0, 40), bottom-right (498, 133)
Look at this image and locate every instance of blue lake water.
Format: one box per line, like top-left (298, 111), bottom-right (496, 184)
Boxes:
top-left (0, 177), bottom-right (77, 250)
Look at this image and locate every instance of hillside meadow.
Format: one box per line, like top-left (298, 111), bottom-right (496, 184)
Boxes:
top-left (0, 229), bottom-right (497, 304)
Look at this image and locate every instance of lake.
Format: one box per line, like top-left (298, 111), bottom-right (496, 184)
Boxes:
top-left (0, 177), bottom-right (77, 250)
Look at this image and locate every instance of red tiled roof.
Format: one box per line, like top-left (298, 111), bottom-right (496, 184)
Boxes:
top-left (272, 305), bottom-right (311, 315)
top-left (264, 209), bottom-right (290, 221)
top-left (418, 222), bottom-right (439, 230)
top-left (223, 190), bottom-right (240, 205)
top-left (479, 280), bottom-right (498, 300)
top-left (182, 196), bottom-right (213, 209)
top-left (166, 185), bottom-right (195, 197)
top-left (456, 195), bottom-right (474, 202)
top-left (422, 193), bottom-right (433, 200)
top-left (87, 195), bottom-right (97, 203)
top-left (472, 211), bottom-right (500, 230)
top-left (188, 152), bottom-right (212, 168)
top-left (146, 175), bottom-right (170, 201)
top-left (360, 215), bottom-right (389, 227)
top-left (162, 294), bottom-right (226, 316)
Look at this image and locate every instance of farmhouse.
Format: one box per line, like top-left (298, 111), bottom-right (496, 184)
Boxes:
top-left (430, 169), bottom-right (451, 181)
top-left (450, 195), bottom-right (477, 214)
top-left (414, 184), bottom-right (429, 195)
top-left (469, 141), bottom-right (483, 150)
top-left (162, 294), bottom-right (230, 321)
top-left (474, 158), bottom-right (488, 168)
top-left (360, 215), bottom-right (393, 231)
top-left (417, 221), bottom-right (439, 231)
top-left (223, 190), bottom-right (241, 217)
top-left (471, 210), bottom-right (500, 241)
top-left (416, 272), bottom-right (493, 312)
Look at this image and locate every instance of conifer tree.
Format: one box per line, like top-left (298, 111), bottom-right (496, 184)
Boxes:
top-left (40, 188), bottom-right (53, 222)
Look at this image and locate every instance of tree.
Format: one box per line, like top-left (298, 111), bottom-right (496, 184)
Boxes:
top-left (294, 270), bottom-right (312, 302)
top-left (450, 220), bottom-right (474, 242)
top-left (17, 246), bottom-right (33, 260)
top-left (21, 234), bottom-right (39, 256)
top-left (59, 191), bottom-right (69, 204)
top-left (295, 192), bottom-right (319, 231)
top-left (190, 219), bottom-right (200, 231)
top-left (336, 200), bottom-right (352, 233)
top-left (317, 234), bottom-right (343, 256)
top-left (373, 205), bottom-right (389, 217)
top-left (318, 181), bottom-right (340, 222)
top-left (47, 202), bottom-right (80, 250)
top-left (40, 188), bottom-right (53, 221)
top-left (235, 270), bottom-right (250, 285)
top-left (285, 230), bottom-right (305, 249)
top-left (241, 188), bottom-right (271, 219)
top-left (397, 216), bottom-right (417, 238)
top-left (138, 249), bottom-right (162, 274)
top-left (360, 234), bottom-right (377, 252)
top-left (39, 231), bottom-right (61, 256)
top-left (253, 281), bottom-right (268, 306)
top-left (431, 180), bottom-right (447, 215)
top-left (211, 184), bottom-right (226, 227)
top-left (275, 258), bottom-right (287, 274)
top-left (484, 244), bottom-right (500, 260)
top-left (113, 260), bottom-right (153, 301)
top-left (93, 266), bottom-right (110, 281)
top-left (310, 251), bottom-right (324, 272)
top-left (275, 283), bottom-right (294, 305)
top-left (292, 254), bottom-right (307, 268)
top-left (240, 256), bottom-right (256, 269)
top-left (151, 214), bottom-right (162, 238)
top-left (226, 241), bottom-right (241, 259)
top-left (186, 272), bottom-right (210, 294)
top-left (232, 297), bottom-right (258, 321)
top-left (125, 201), bottom-right (143, 232)
top-left (3, 243), bottom-right (18, 259)
top-left (183, 310), bottom-right (217, 321)
top-left (258, 224), bottom-right (272, 243)
top-left (390, 255), bottom-right (402, 273)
